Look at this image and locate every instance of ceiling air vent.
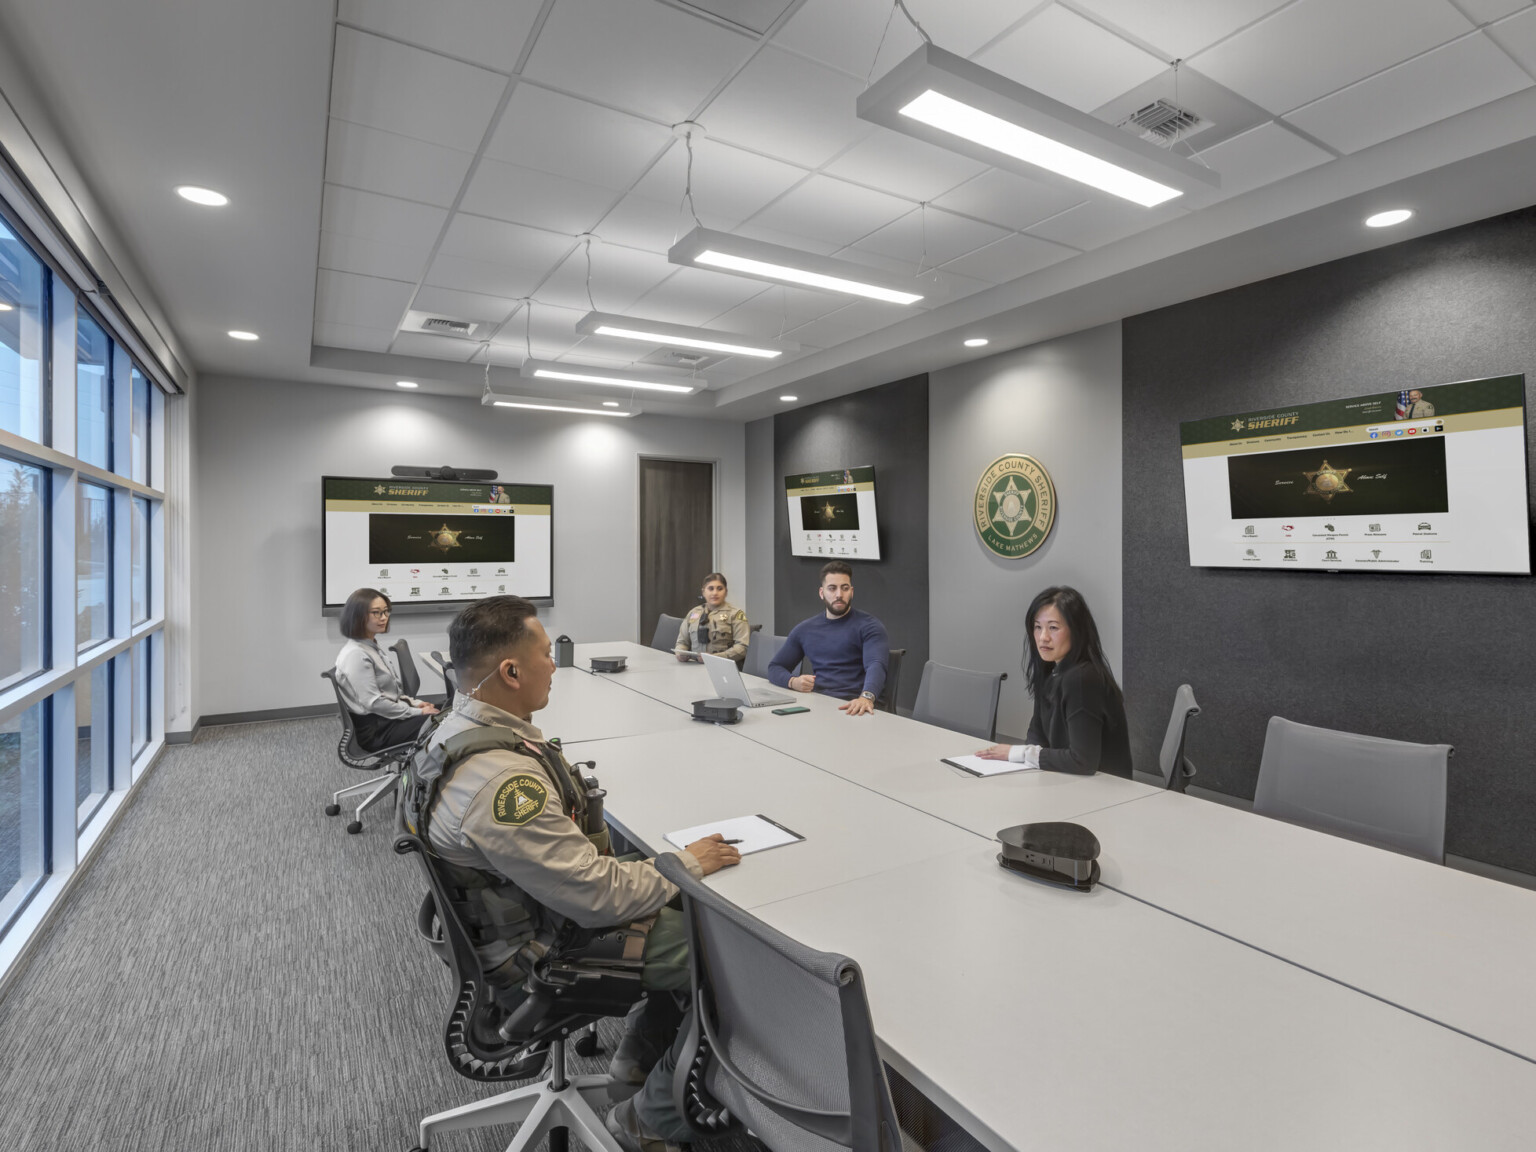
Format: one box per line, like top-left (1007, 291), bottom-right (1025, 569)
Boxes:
top-left (401, 310), bottom-right (483, 340)
top-left (423, 317), bottom-right (473, 336)
top-left (1116, 100), bottom-right (1209, 148)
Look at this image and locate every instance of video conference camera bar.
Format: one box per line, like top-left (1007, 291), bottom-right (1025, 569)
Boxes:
top-left (390, 465), bottom-right (499, 482)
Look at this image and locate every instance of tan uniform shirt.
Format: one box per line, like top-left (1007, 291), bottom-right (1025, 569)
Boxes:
top-left (425, 696), bottom-right (701, 930)
top-left (675, 601), bottom-right (751, 664)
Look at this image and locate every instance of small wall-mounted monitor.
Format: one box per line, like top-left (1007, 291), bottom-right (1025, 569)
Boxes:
top-left (785, 466), bottom-right (881, 560)
top-left (1180, 375), bottom-right (1529, 575)
top-left (322, 476), bottom-right (554, 611)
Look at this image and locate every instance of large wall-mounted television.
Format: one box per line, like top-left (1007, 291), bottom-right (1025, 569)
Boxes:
top-left (1180, 375), bottom-right (1529, 575)
top-left (785, 466), bottom-right (881, 560)
top-left (322, 476), bottom-right (554, 611)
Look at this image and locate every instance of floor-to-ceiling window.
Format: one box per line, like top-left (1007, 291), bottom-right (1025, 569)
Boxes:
top-left (0, 204), bottom-right (168, 947)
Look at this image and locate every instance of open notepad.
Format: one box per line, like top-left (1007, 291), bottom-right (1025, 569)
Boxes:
top-left (665, 814), bottom-right (805, 856)
top-left (941, 754), bottom-right (1037, 778)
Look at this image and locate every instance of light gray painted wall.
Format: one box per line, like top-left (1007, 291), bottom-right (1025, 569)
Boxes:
top-left (743, 416), bottom-right (774, 636)
top-left (928, 323), bottom-right (1123, 742)
top-left (194, 375), bottom-right (746, 718)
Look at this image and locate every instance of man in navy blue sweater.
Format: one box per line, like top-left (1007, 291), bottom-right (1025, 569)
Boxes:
top-left (768, 561), bottom-right (890, 717)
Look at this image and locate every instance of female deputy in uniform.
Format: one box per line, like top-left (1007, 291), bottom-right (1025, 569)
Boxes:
top-left (335, 588), bottom-right (438, 750)
top-left (673, 571), bottom-right (751, 667)
top-left (975, 585), bottom-right (1132, 777)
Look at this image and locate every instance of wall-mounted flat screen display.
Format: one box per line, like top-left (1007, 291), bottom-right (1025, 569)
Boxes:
top-left (323, 476), bottom-right (553, 610)
top-left (785, 467), bottom-right (881, 560)
top-left (1180, 375), bottom-right (1529, 574)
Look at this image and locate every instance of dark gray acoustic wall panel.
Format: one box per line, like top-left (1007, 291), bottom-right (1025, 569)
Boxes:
top-left (1123, 205), bottom-right (1536, 874)
top-left (774, 375), bottom-right (929, 712)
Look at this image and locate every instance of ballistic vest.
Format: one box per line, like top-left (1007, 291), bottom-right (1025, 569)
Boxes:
top-left (402, 725), bottom-right (609, 985)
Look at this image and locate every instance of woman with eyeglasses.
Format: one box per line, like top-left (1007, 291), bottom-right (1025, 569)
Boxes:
top-left (335, 587), bottom-right (438, 750)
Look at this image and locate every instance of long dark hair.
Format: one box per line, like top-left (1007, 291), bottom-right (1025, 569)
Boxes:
top-left (1023, 586), bottom-right (1122, 704)
top-left (341, 587), bottom-right (389, 640)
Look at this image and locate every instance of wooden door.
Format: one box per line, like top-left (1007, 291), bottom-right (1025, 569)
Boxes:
top-left (638, 458), bottom-right (714, 644)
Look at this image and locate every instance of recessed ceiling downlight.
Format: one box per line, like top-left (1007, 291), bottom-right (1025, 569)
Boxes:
top-left (779, 395), bottom-right (798, 402)
top-left (1365, 209), bottom-right (1413, 228)
top-left (964, 337), bottom-right (988, 347)
top-left (227, 330), bottom-right (259, 341)
top-left (176, 186), bottom-right (229, 207)
top-left (396, 380), bottom-right (418, 388)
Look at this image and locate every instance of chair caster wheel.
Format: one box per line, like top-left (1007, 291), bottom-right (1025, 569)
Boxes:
top-left (573, 1033), bottom-right (601, 1057)
top-left (346, 821), bottom-right (363, 835)
top-left (324, 803), bottom-right (340, 816)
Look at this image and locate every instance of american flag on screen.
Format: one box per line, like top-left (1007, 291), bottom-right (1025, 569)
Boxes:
top-left (1396, 389), bottom-right (1409, 419)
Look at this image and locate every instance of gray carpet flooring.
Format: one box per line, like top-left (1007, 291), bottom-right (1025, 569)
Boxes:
top-left (0, 717), bottom-right (758, 1152)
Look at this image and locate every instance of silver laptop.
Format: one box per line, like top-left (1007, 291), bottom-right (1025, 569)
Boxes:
top-left (701, 652), bottom-right (795, 708)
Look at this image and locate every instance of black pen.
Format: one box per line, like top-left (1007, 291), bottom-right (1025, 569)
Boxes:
top-left (721, 838), bottom-right (742, 845)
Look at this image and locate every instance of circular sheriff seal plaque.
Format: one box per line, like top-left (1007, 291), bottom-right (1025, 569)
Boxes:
top-left (974, 454), bottom-right (1056, 558)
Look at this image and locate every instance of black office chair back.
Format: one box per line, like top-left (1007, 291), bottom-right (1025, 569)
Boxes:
top-left (430, 650), bottom-right (457, 711)
top-left (391, 637), bottom-right (422, 698)
top-left (744, 633), bottom-right (787, 680)
top-left (651, 612), bottom-right (684, 652)
top-left (321, 668), bottom-right (419, 770)
top-left (656, 855), bottom-right (903, 1152)
top-left (1159, 684), bottom-right (1200, 792)
top-left (911, 661), bottom-right (1007, 742)
top-left (394, 824), bottom-right (646, 1082)
top-left (874, 649), bottom-right (906, 714)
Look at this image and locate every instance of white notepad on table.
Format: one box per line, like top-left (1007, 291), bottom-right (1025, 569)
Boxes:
top-left (664, 814), bottom-right (804, 855)
top-left (941, 754), bottom-right (1037, 778)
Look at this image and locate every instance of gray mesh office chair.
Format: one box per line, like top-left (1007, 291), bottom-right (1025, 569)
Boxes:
top-left (1159, 684), bottom-right (1200, 792)
top-left (320, 669), bottom-right (419, 835)
top-left (910, 661), bottom-right (1007, 741)
top-left (745, 634), bottom-right (787, 680)
top-left (428, 650), bottom-right (456, 711)
top-left (655, 854), bottom-right (905, 1152)
top-left (874, 649), bottom-right (905, 715)
top-left (1254, 716), bottom-right (1452, 863)
top-left (650, 613), bottom-right (684, 652)
top-left (391, 637), bottom-right (422, 698)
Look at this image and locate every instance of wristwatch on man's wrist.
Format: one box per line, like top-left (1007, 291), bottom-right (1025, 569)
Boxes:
top-left (860, 691), bottom-right (875, 701)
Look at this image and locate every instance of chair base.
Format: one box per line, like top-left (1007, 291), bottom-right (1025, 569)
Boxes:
top-left (415, 1041), bottom-right (621, 1152)
top-left (328, 773), bottom-right (397, 831)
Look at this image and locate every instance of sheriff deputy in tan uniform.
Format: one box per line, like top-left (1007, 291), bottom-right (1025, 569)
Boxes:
top-left (425, 594), bottom-right (740, 1152)
top-left (672, 571), bottom-right (750, 666)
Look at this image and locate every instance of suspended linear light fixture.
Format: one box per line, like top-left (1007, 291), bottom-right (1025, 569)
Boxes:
top-left (668, 227), bottom-right (924, 304)
top-left (575, 311), bottom-right (797, 359)
top-left (518, 358), bottom-right (698, 394)
top-left (858, 44), bottom-right (1219, 207)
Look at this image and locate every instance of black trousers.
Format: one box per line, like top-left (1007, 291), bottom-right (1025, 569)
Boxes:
top-left (352, 709), bottom-right (429, 751)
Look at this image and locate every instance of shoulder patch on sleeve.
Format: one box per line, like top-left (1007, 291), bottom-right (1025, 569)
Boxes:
top-left (492, 774), bottom-right (549, 826)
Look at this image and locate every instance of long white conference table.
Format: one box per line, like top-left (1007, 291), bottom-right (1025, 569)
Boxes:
top-left (534, 642), bottom-right (1536, 1150)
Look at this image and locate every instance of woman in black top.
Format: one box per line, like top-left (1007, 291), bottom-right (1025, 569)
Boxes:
top-left (975, 585), bottom-right (1133, 778)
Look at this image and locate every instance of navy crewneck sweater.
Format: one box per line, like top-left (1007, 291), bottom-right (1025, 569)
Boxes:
top-left (767, 608), bottom-right (889, 701)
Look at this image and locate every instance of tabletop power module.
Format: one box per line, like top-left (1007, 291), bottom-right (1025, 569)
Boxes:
top-left (997, 822), bottom-right (1101, 891)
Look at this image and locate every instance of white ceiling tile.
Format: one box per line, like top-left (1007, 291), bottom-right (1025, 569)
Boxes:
top-left (702, 46), bottom-right (873, 167)
top-left (330, 27), bottom-right (506, 152)
top-left (630, 265), bottom-right (779, 325)
top-left (931, 169), bottom-right (1087, 232)
top-left (630, 139), bottom-right (810, 229)
top-left (338, 0), bottom-right (543, 71)
top-left (975, 5), bottom-right (1170, 113)
top-left (520, 0), bottom-right (754, 123)
top-left (1194, 121), bottom-right (1334, 196)
top-left (849, 206), bottom-right (1010, 268)
top-left (773, 0), bottom-right (1023, 79)
top-left (1284, 33), bottom-right (1530, 153)
top-left (413, 284), bottom-right (519, 323)
top-left (319, 229), bottom-right (432, 282)
top-left (536, 243), bottom-right (677, 313)
top-left (907, 267), bottom-right (994, 307)
top-left (937, 232), bottom-right (1077, 284)
top-left (490, 300), bottom-right (601, 356)
top-left (439, 213), bottom-right (575, 269)
top-left (315, 269), bottom-right (417, 330)
top-left (748, 174), bottom-right (913, 247)
top-left (592, 195), bottom-right (690, 254)
top-left (325, 120), bottom-right (474, 208)
top-left (314, 321), bottom-right (395, 352)
top-left (1487, 6), bottom-right (1536, 69)
top-left (459, 158), bottom-right (616, 234)
top-left (1461, 0), bottom-right (1532, 24)
top-left (321, 184), bottom-right (447, 247)
top-left (730, 222), bottom-right (842, 255)
top-left (389, 331), bottom-right (482, 361)
top-left (785, 300), bottom-right (898, 347)
top-left (709, 286), bottom-right (843, 336)
top-left (821, 131), bottom-right (989, 203)
top-left (1025, 198), bottom-right (1187, 250)
top-left (425, 253), bottom-right (547, 300)
top-left (1189, 0), bottom-right (1474, 114)
top-left (484, 85), bottom-right (673, 190)
top-left (1071, 0), bottom-right (1294, 58)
